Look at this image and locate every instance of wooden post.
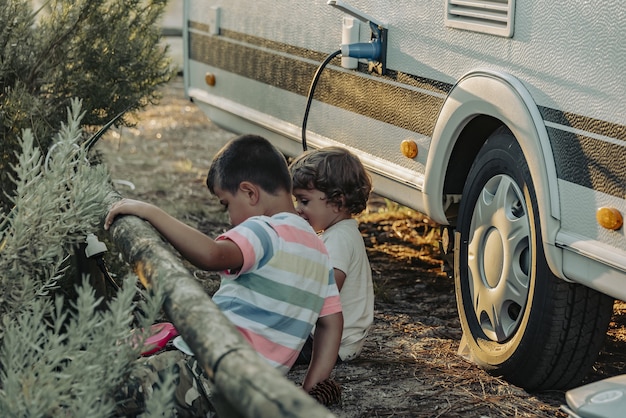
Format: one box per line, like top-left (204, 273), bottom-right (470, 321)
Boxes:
top-left (106, 209), bottom-right (336, 418)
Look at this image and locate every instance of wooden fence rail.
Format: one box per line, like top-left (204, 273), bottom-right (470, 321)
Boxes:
top-left (106, 206), bottom-right (336, 418)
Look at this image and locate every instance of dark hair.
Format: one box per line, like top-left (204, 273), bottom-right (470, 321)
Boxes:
top-left (206, 134), bottom-right (292, 195)
top-left (289, 146), bottom-right (372, 215)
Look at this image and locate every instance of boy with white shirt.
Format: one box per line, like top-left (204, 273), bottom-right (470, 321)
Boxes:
top-left (290, 146), bottom-right (374, 363)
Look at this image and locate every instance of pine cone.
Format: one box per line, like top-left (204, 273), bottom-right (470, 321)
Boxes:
top-left (308, 378), bottom-right (342, 406)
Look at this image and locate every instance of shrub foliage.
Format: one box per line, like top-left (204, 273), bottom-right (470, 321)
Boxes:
top-left (0, 0), bottom-right (174, 214)
top-left (0, 0), bottom-right (177, 414)
top-left (0, 101), bottom-right (174, 416)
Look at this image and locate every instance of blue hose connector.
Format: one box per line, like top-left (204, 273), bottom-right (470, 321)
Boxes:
top-left (340, 41), bottom-right (381, 60)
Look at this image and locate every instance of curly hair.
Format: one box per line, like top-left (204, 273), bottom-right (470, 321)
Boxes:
top-left (289, 146), bottom-right (372, 215)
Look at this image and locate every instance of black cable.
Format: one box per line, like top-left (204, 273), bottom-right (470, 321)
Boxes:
top-left (301, 49), bottom-right (342, 152)
top-left (85, 105), bottom-right (132, 152)
top-left (94, 255), bottom-right (121, 291)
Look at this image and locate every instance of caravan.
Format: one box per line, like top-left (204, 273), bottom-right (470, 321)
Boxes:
top-left (182, 0), bottom-right (626, 391)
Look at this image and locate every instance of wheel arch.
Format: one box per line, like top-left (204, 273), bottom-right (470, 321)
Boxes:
top-left (423, 69), bottom-right (563, 277)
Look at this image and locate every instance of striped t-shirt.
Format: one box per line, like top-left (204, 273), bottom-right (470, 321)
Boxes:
top-left (212, 212), bottom-right (342, 373)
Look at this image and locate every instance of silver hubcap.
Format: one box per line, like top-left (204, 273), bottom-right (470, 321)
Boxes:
top-left (467, 174), bottom-right (531, 342)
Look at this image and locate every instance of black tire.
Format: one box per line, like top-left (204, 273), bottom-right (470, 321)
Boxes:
top-left (455, 127), bottom-right (614, 391)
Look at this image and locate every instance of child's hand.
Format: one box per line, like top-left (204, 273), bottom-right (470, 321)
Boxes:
top-left (104, 198), bottom-right (153, 230)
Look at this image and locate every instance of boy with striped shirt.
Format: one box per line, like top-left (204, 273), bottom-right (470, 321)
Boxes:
top-left (105, 134), bottom-right (342, 414)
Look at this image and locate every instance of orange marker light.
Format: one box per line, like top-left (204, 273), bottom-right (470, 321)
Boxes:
top-left (205, 72), bottom-right (216, 86)
top-left (596, 207), bottom-right (623, 230)
top-left (401, 139), bottom-right (418, 159)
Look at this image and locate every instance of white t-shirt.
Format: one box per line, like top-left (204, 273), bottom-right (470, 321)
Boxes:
top-left (322, 218), bottom-right (374, 360)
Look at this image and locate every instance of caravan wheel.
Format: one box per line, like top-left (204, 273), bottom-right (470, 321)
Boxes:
top-left (455, 127), bottom-right (613, 391)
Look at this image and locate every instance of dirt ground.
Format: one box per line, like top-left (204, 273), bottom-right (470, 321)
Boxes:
top-left (96, 77), bottom-right (626, 417)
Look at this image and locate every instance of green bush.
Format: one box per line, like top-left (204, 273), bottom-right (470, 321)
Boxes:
top-left (0, 0), bottom-right (178, 412)
top-left (0, 100), bottom-right (174, 416)
top-left (0, 0), bottom-right (174, 214)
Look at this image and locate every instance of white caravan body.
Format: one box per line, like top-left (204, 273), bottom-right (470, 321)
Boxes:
top-left (183, 0), bottom-right (625, 390)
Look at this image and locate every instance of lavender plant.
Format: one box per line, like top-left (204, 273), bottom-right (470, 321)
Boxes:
top-left (0, 100), bottom-right (175, 416)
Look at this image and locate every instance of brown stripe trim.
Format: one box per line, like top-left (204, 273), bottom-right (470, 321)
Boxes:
top-left (548, 127), bottom-right (626, 198)
top-left (540, 106), bottom-right (626, 142)
top-left (189, 30), bottom-right (445, 136)
top-left (188, 25), bottom-right (626, 198)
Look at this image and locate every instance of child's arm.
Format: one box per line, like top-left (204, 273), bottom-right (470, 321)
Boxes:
top-left (104, 198), bottom-right (243, 271)
top-left (301, 312), bottom-right (343, 392)
top-left (333, 268), bottom-right (347, 291)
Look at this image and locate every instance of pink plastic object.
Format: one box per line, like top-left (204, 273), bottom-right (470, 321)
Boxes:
top-left (140, 322), bottom-right (179, 356)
